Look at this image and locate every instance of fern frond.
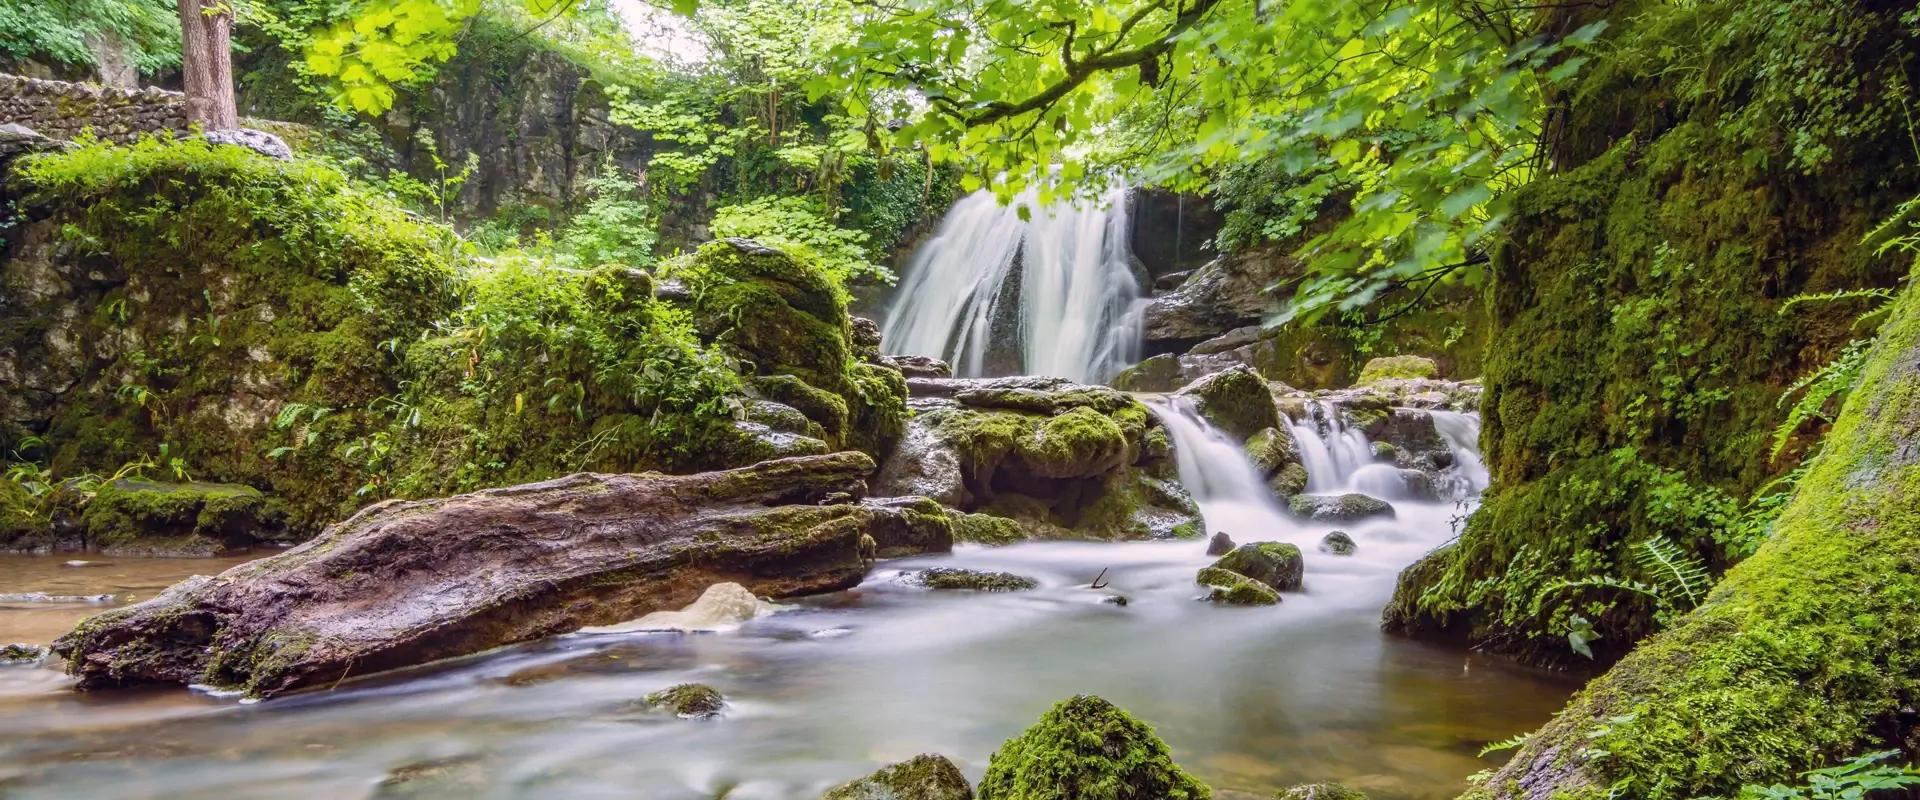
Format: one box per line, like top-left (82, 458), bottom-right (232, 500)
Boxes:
top-left (1544, 576), bottom-right (1663, 602)
top-left (1479, 732), bottom-right (1533, 757)
top-left (1771, 338), bottom-right (1872, 461)
top-left (1778, 288), bottom-right (1894, 315)
top-left (1634, 536), bottom-right (1714, 610)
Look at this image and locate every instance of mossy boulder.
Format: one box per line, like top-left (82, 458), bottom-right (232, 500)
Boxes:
top-left (1276, 783), bottom-right (1366, 800)
top-left (1318, 531), bottom-right (1356, 556)
top-left (1205, 532), bottom-right (1235, 556)
top-left (1286, 493), bottom-right (1394, 523)
top-left (909, 567), bottom-right (1038, 592)
top-left (1210, 542), bottom-right (1304, 592)
top-left (1356, 355), bottom-right (1438, 383)
top-left (1244, 427), bottom-right (1303, 477)
top-left (1109, 353), bottom-right (1188, 393)
top-left (1195, 567), bottom-right (1281, 606)
top-left (822, 754), bottom-right (975, 800)
top-left (81, 479), bottom-right (286, 556)
top-left (1269, 463), bottom-right (1311, 497)
top-left (950, 513), bottom-right (1025, 546)
top-left (644, 683), bottom-right (724, 718)
top-left (977, 695), bottom-right (1211, 800)
top-left (1174, 366), bottom-right (1280, 442)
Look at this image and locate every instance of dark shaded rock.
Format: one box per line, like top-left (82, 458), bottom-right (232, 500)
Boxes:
top-left (1319, 531), bottom-right (1356, 556)
top-left (1196, 567), bottom-right (1280, 605)
top-left (1277, 783), bottom-right (1368, 800)
top-left (908, 567), bottom-right (1038, 592)
top-left (863, 496), bottom-right (956, 558)
top-left (1174, 366), bottom-right (1280, 442)
top-left (1369, 409), bottom-right (1454, 473)
top-left (51, 452), bottom-right (945, 697)
top-left (1269, 463), bottom-right (1310, 497)
top-left (1287, 493), bottom-right (1395, 523)
top-left (1101, 595), bottom-right (1130, 607)
top-left (823, 753), bottom-right (975, 800)
top-left (1142, 251), bottom-right (1295, 343)
top-left (1211, 542), bottom-right (1304, 592)
top-left (851, 316), bottom-right (883, 360)
top-left (645, 682), bottom-right (725, 718)
top-left (881, 354), bottom-right (953, 378)
top-left (1205, 532), bottom-right (1236, 556)
top-left (977, 695), bottom-right (1210, 800)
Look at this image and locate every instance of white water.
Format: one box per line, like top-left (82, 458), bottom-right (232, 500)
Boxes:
top-left (1151, 397), bottom-right (1295, 541)
top-left (1285, 401), bottom-right (1377, 494)
top-left (881, 187), bottom-right (1142, 383)
top-left (1431, 410), bottom-right (1491, 499)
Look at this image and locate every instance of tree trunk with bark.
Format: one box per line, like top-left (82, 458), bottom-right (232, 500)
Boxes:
top-left (1474, 259), bottom-right (1920, 798)
top-left (176, 0), bottom-right (236, 130)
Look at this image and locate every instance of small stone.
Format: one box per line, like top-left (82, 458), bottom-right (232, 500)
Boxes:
top-left (907, 567), bottom-right (1039, 592)
top-left (1357, 355), bottom-right (1440, 383)
top-left (822, 753), bottom-right (975, 800)
top-left (643, 682), bottom-right (725, 718)
top-left (1319, 531), bottom-right (1356, 556)
top-left (1101, 595), bottom-right (1130, 607)
top-left (1205, 532), bottom-right (1235, 556)
top-left (1276, 783), bottom-right (1369, 800)
top-left (201, 128), bottom-right (293, 160)
top-left (0, 644), bottom-right (46, 664)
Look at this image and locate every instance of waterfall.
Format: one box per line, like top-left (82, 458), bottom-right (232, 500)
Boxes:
top-left (1146, 397), bottom-right (1296, 540)
top-left (1429, 410), bottom-right (1490, 498)
top-left (881, 187), bottom-right (1142, 383)
top-left (1285, 402), bottom-right (1375, 493)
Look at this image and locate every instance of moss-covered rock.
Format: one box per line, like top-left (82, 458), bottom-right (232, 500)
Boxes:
top-left (1195, 567), bottom-right (1281, 605)
top-left (822, 754), bottom-right (975, 800)
top-left (1286, 493), bottom-right (1393, 523)
top-left (950, 513), bottom-right (1025, 546)
top-left (1318, 531), bottom-right (1356, 556)
top-left (1276, 783), bottom-right (1366, 800)
top-left (908, 567), bottom-right (1038, 592)
top-left (977, 695), bottom-right (1211, 800)
top-left (1173, 366), bottom-right (1279, 442)
top-left (1356, 356), bottom-right (1438, 383)
top-left (1210, 542), bottom-right (1304, 592)
top-left (1269, 463), bottom-right (1310, 498)
top-left (0, 643), bottom-right (46, 663)
top-left (1244, 427), bottom-right (1302, 477)
top-left (644, 683), bottom-right (725, 718)
top-left (81, 479), bottom-right (286, 556)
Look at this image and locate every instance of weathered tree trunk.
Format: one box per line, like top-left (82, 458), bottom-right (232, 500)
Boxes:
top-left (51, 452), bottom-right (952, 699)
top-left (1478, 262), bottom-right (1920, 798)
top-left (176, 0), bottom-right (237, 129)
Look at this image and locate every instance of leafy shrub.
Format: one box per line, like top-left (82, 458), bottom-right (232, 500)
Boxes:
top-left (708, 195), bottom-right (891, 293)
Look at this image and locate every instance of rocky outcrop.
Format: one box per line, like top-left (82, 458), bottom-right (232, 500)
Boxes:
top-left (977, 695), bottom-right (1210, 800)
top-left (1174, 366), bottom-right (1280, 442)
top-left (873, 377), bottom-right (1198, 541)
top-left (1210, 542), bottom-right (1304, 592)
top-left (823, 754), bottom-right (975, 800)
top-left (76, 479), bottom-right (289, 556)
top-left (1142, 250), bottom-right (1295, 343)
top-left (51, 452), bottom-right (948, 697)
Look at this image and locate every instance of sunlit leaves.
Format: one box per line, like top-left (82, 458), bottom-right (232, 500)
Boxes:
top-left (302, 0), bottom-right (479, 114)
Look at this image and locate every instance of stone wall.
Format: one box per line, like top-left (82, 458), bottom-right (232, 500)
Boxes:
top-left (0, 73), bottom-right (305, 145)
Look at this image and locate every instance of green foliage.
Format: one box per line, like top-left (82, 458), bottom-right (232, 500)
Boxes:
top-left (1733, 752), bottom-right (1920, 800)
top-left (0, 0), bottom-right (179, 76)
top-left (302, 0), bottom-right (480, 114)
top-left (708, 195), bottom-right (890, 290)
top-left (555, 161), bottom-right (658, 269)
top-left (977, 695), bottom-right (1211, 800)
top-left (1479, 731), bottom-right (1533, 758)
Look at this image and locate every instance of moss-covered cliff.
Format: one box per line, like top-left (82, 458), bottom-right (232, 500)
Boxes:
top-left (1385, 0), bottom-right (1920, 666)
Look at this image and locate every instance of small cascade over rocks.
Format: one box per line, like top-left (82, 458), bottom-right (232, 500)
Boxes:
top-left (881, 187), bottom-right (1143, 384)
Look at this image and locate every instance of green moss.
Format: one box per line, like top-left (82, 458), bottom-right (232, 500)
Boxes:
top-left (951, 512), bottom-right (1025, 546)
top-left (822, 754), bottom-right (975, 800)
top-left (1174, 366), bottom-right (1279, 442)
top-left (1024, 407), bottom-right (1130, 479)
top-left (1195, 567), bottom-right (1281, 605)
top-left (1244, 427), bottom-right (1300, 476)
top-left (978, 695), bottom-right (1211, 800)
top-left (1211, 542), bottom-right (1304, 592)
top-left (1170, 520), bottom-right (1204, 540)
top-left (81, 480), bottom-right (284, 555)
top-left (643, 682), bottom-right (726, 718)
top-left (1277, 783), bottom-right (1367, 800)
top-left (1356, 355), bottom-right (1439, 383)
top-left (911, 567), bottom-right (1039, 591)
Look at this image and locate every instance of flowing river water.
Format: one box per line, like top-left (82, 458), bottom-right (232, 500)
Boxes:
top-left (0, 400), bottom-right (1579, 799)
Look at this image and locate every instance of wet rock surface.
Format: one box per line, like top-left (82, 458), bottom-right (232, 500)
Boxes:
top-left (1205, 532), bottom-right (1236, 556)
top-left (1211, 542), bottom-right (1305, 592)
top-left (1174, 366), bottom-right (1280, 442)
top-left (1287, 493), bottom-right (1395, 523)
top-left (1277, 782), bottom-right (1369, 800)
top-left (51, 452), bottom-right (949, 697)
top-left (822, 753), bottom-right (975, 800)
top-left (643, 682), bottom-right (725, 718)
top-left (1319, 531), bottom-right (1357, 556)
top-left (906, 567), bottom-right (1039, 592)
top-left (978, 695), bottom-right (1209, 800)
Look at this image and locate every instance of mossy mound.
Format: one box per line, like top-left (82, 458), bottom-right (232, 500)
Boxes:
top-left (1286, 494), bottom-right (1393, 523)
top-left (1244, 427), bottom-right (1302, 476)
top-left (643, 683), bottom-right (725, 718)
top-left (950, 513), bottom-right (1025, 546)
top-left (81, 479), bottom-right (286, 556)
top-left (822, 754), bottom-right (976, 800)
top-left (1195, 567), bottom-right (1280, 606)
top-left (909, 567), bottom-right (1038, 592)
top-left (1276, 783), bottom-right (1366, 800)
top-left (1356, 356), bottom-right (1438, 383)
top-left (1210, 542), bottom-right (1304, 592)
top-left (0, 644), bottom-right (45, 663)
top-left (1173, 366), bottom-right (1279, 442)
top-left (1318, 532), bottom-right (1356, 556)
top-left (977, 695), bottom-right (1211, 800)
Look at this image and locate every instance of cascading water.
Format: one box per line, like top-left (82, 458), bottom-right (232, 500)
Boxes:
top-left (1285, 401), bottom-right (1376, 493)
top-left (1431, 409), bottom-right (1491, 498)
top-left (880, 186), bottom-right (1142, 383)
top-left (1147, 397), bottom-right (1291, 539)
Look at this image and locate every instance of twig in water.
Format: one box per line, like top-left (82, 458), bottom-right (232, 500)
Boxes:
top-left (1090, 568), bottom-right (1111, 589)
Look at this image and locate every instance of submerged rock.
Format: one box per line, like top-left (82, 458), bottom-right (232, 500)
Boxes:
top-left (977, 695), bottom-right (1211, 800)
top-left (1211, 542), bottom-right (1304, 592)
top-left (1196, 567), bottom-right (1280, 606)
top-left (1276, 783), bottom-right (1368, 800)
top-left (907, 568), bottom-right (1038, 592)
top-left (51, 452), bottom-right (948, 697)
top-left (644, 682), bottom-right (725, 718)
top-left (1319, 531), bottom-right (1357, 556)
top-left (821, 753), bottom-right (975, 800)
top-left (1287, 493), bottom-right (1395, 523)
top-left (1, 644), bottom-right (46, 663)
top-left (1174, 366), bottom-right (1280, 442)
top-left (372, 755), bottom-right (490, 798)
top-left (1205, 532), bottom-right (1236, 556)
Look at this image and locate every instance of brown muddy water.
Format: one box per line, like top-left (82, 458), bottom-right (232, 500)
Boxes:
top-left (0, 517), bottom-right (1579, 799)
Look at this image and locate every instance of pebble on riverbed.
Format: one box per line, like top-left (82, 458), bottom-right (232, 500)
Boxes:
top-left (642, 683), bottom-right (725, 719)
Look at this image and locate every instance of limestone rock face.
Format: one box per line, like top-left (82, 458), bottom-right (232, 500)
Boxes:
top-left (1142, 250), bottom-right (1299, 343)
top-left (822, 754), bottom-right (975, 800)
top-left (51, 452), bottom-right (948, 697)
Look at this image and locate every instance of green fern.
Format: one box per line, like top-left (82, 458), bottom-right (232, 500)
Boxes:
top-left (1771, 338), bottom-right (1872, 461)
top-left (1634, 536), bottom-right (1714, 611)
top-left (1777, 288), bottom-right (1895, 315)
top-left (1480, 731), bottom-right (1534, 757)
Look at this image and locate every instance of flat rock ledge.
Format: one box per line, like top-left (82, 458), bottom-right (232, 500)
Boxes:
top-left (52, 452), bottom-right (949, 698)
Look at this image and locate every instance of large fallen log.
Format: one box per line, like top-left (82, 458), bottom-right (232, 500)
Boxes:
top-left (51, 452), bottom-right (949, 698)
top-left (1475, 266), bottom-right (1920, 797)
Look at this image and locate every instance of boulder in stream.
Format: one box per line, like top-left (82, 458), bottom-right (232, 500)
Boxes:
top-left (1173, 366), bottom-right (1280, 442)
top-left (1196, 567), bottom-right (1280, 606)
top-left (643, 682), bottom-right (726, 718)
top-left (977, 695), bottom-right (1210, 800)
top-left (1287, 493), bottom-right (1395, 523)
top-left (822, 753), bottom-right (975, 800)
top-left (1210, 542), bottom-right (1304, 592)
top-left (51, 452), bottom-right (949, 697)
top-left (907, 568), bottom-right (1038, 592)
top-left (1319, 531), bottom-right (1357, 556)
top-left (1, 644), bottom-right (46, 664)
top-left (1277, 782), bottom-right (1368, 800)
top-left (1205, 532), bottom-right (1235, 556)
